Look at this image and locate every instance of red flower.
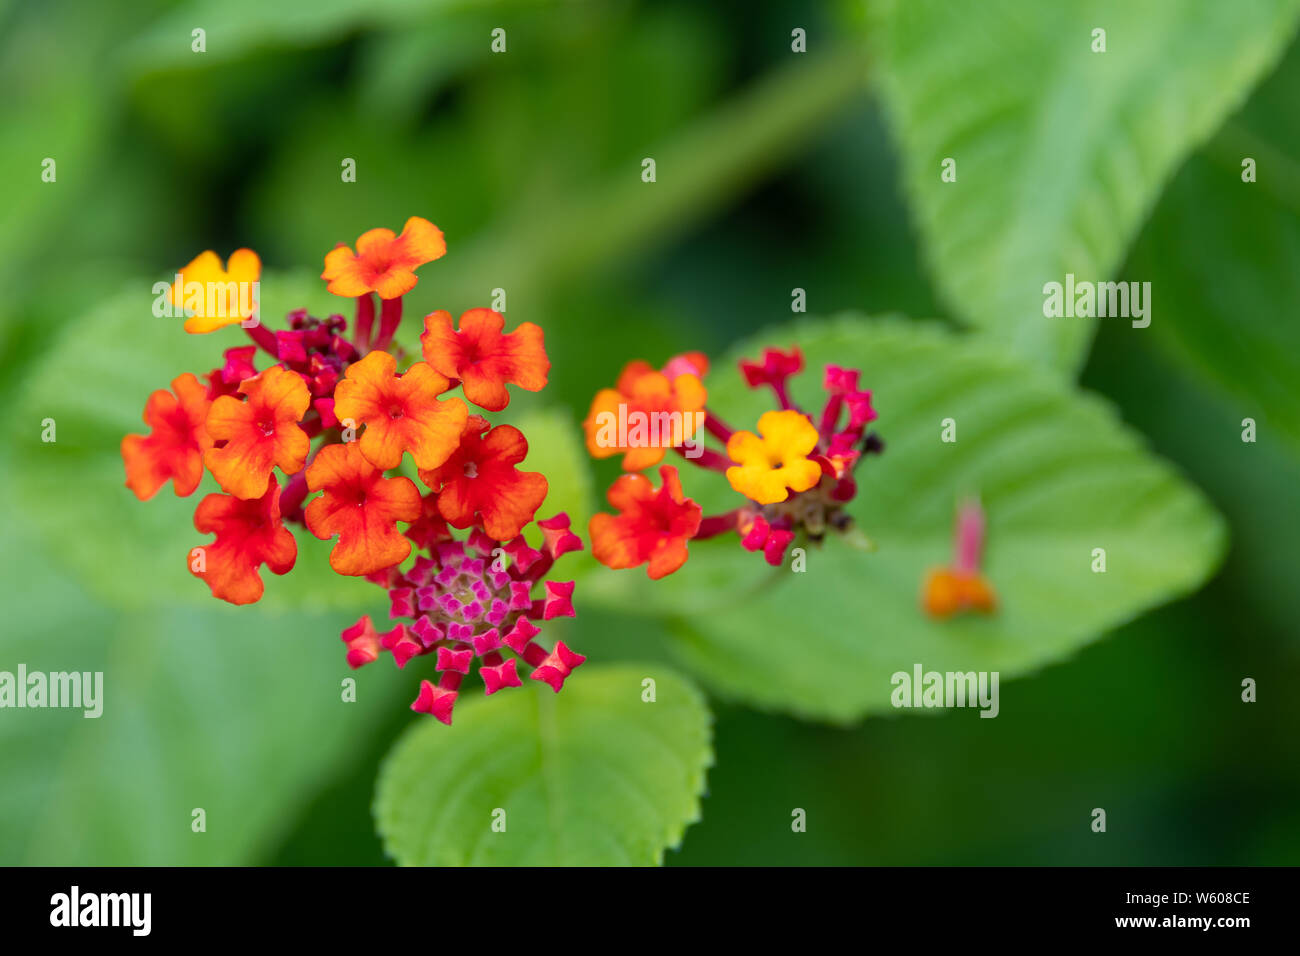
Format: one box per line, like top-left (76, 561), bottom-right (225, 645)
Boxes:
top-left (819, 363), bottom-right (876, 436)
top-left (340, 615), bottom-right (382, 669)
top-left (191, 479), bottom-right (297, 605)
top-left (304, 441), bottom-right (422, 575)
top-left (740, 346), bottom-right (803, 394)
top-left (530, 641), bottom-right (587, 692)
top-left (419, 415), bottom-right (548, 541)
top-left (421, 307), bottom-right (549, 411)
top-left (376, 520), bottom-right (586, 723)
top-left (404, 493), bottom-right (450, 551)
top-left (204, 365), bottom-right (311, 500)
top-left (331, 350), bottom-right (468, 470)
top-left (537, 513), bottom-right (584, 561)
top-left (738, 513), bottom-right (797, 567)
top-left (411, 679), bottom-right (459, 724)
top-left (208, 345), bottom-right (259, 397)
top-left (121, 372), bottom-right (213, 500)
top-left (590, 465), bottom-right (702, 579)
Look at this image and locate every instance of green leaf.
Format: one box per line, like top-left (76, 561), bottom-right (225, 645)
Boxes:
top-left (13, 273), bottom-right (377, 612)
top-left (0, 516), bottom-right (404, 865)
top-left (1135, 151), bottom-right (1300, 450)
top-left (1126, 44), bottom-right (1300, 453)
top-left (589, 316), bottom-right (1226, 723)
top-left (374, 664), bottom-right (712, 865)
top-left (869, 0), bottom-right (1300, 374)
top-left (0, 3), bottom-right (121, 382)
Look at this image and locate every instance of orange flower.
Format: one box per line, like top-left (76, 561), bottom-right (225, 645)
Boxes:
top-left (725, 410), bottom-right (822, 505)
top-left (419, 415), bottom-right (548, 541)
top-left (169, 249), bottom-right (261, 334)
top-left (121, 373), bottom-right (213, 500)
top-left (590, 465), bottom-right (702, 579)
top-left (320, 216), bottom-right (446, 299)
top-left (583, 360), bottom-right (707, 472)
top-left (662, 351), bottom-right (709, 380)
top-left (191, 480), bottom-right (297, 605)
top-left (420, 308), bottom-right (549, 411)
top-left (332, 350), bottom-right (468, 471)
top-left (305, 441), bottom-right (422, 575)
top-left (921, 568), bottom-right (997, 618)
top-left (204, 366), bottom-right (311, 500)
top-left (922, 499), bottom-right (997, 619)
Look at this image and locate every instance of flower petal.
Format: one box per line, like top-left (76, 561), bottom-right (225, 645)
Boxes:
top-left (305, 441), bottom-right (422, 575)
top-left (121, 373), bottom-right (213, 500)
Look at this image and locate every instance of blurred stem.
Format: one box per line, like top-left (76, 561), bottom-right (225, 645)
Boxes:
top-left (839, 525), bottom-right (876, 553)
top-left (453, 46), bottom-right (869, 301)
top-left (354, 293), bottom-right (375, 352)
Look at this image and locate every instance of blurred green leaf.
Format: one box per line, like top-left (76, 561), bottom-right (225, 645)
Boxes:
top-left (1083, 316), bottom-right (1300, 649)
top-left (248, 42), bottom-right (866, 311)
top-left (0, 517), bottom-right (404, 865)
top-left (672, 593), bottom-right (1300, 866)
top-left (355, 16), bottom-right (496, 126)
top-left (374, 664), bottom-right (712, 865)
top-left (127, 0), bottom-right (566, 71)
top-left (869, 0), bottom-right (1300, 373)
top-left (588, 316), bottom-right (1226, 723)
top-left (1125, 38), bottom-right (1300, 453)
top-left (1131, 150), bottom-right (1300, 450)
top-left (0, 0), bottom-right (137, 379)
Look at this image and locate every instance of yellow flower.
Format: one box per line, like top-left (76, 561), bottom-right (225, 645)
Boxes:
top-left (169, 249), bottom-right (261, 333)
top-left (725, 410), bottom-right (822, 505)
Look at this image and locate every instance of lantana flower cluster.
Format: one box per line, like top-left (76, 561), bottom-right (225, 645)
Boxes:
top-left (122, 217), bottom-right (584, 723)
top-left (581, 346), bottom-right (884, 577)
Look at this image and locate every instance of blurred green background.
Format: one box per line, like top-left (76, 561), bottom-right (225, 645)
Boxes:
top-left (2, 0), bottom-right (1298, 865)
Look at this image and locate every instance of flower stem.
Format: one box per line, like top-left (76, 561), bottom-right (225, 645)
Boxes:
top-left (372, 295), bottom-right (404, 352)
top-left (704, 411), bottom-right (735, 443)
top-left (674, 445), bottom-right (730, 472)
top-left (695, 510), bottom-right (741, 540)
top-left (244, 322), bottom-right (279, 358)
top-left (353, 294), bottom-right (375, 352)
